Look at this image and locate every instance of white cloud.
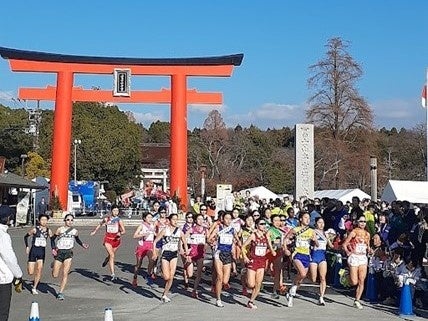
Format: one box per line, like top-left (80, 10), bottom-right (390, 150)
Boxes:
top-left (225, 102), bottom-right (306, 129)
top-left (0, 90), bottom-right (15, 102)
top-left (189, 103), bottom-right (225, 113)
top-left (131, 111), bottom-right (168, 127)
top-left (370, 98), bottom-right (425, 128)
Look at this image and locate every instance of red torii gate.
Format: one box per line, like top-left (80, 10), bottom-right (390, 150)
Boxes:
top-left (0, 47), bottom-right (243, 210)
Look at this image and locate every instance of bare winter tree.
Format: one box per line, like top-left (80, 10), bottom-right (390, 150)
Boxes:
top-left (200, 110), bottom-right (229, 180)
top-left (307, 37), bottom-right (374, 141)
top-left (307, 38), bottom-right (375, 189)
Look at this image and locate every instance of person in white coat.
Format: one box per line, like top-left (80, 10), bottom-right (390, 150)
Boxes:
top-left (0, 210), bottom-right (23, 321)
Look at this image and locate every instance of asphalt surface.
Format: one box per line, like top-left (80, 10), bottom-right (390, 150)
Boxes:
top-left (7, 224), bottom-right (427, 321)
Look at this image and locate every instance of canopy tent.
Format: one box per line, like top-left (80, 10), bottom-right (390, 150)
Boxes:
top-left (240, 186), bottom-right (279, 201)
top-left (314, 189), bottom-right (371, 204)
top-left (0, 172), bottom-right (46, 189)
top-left (381, 180), bottom-right (428, 204)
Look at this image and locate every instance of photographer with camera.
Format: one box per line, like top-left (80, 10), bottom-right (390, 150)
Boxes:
top-left (0, 209), bottom-right (23, 321)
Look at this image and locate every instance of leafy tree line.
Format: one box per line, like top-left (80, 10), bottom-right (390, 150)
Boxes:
top-left (0, 37), bottom-right (425, 198)
top-left (0, 102), bottom-right (424, 197)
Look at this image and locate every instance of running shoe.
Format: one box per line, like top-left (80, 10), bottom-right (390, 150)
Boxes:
top-left (289, 285), bottom-right (297, 296)
top-left (161, 295), bottom-right (171, 303)
top-left (31, 287), bottom-right (38, 295)
top-left (216, 300), bottom-right (224, 308)
top-left (102, 256), bottom-right (109, 267)
top-left (132, 277), bottom-right (138, 287)
top-left (271, 292), bottom-right (280, 300)
top-left (247, 301), bottom-right (257, 309)
top-left (192, 290), bottom-right (198, 299)
top-left (223, 283), bottom-right (230, 290)
top-left (286, 293), bottom-right (293, 307)
top-left (184, 281), bottom-right (189, 289)
top-left (242, 286), bottom-right (248, 296)
top-left (319, 296), bottom-right (326, 306)
top-left (111, 274), bottom-right (116, 281)
top-left (353, 300), bottom-right (363, 310)
top-left (57, 293), bottom-right (65, 300)
top-left (150, 273), bottom-right (156, 280)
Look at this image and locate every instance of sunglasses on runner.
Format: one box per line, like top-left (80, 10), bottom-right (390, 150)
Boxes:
top-left (186, 216), bottom-right (193, 219)
top-left (66, 219), bottom-right (74, 221)
top-left (258, 222), bottom-right (266, 226)
top-left (358, 220), bottom-right (366, 223)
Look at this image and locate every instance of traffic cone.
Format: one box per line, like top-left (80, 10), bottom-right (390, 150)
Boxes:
top-left (398, 284), bottom-right (414, 317)
top-left (104, 307), bottom-right (114, 321)
top-left (29, 301), bottom-right (40, 321)
top-left (365, 270), bottom-right (377, 303)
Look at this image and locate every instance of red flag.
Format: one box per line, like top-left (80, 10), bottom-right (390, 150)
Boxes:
top-left (422, 85), bottom-right (427, 108)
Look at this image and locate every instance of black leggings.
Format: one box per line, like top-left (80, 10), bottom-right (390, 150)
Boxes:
top-left (0, 283), bottom-right (12, 321)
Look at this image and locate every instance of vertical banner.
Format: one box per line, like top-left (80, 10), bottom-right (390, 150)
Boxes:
top-left (216, 184), bottom-right (233, 215)
top-left (16, 191), bottom-right (30, 225)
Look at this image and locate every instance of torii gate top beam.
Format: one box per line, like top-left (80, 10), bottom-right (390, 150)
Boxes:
top-left (0, 47), bottom-right (243, 76)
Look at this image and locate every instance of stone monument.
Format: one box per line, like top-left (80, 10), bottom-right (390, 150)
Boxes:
top-left (295, 124), bottom-right (314, 201)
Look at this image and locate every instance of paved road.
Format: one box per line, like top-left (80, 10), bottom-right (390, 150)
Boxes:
top-left (7, 225), bottom-right (427, 321)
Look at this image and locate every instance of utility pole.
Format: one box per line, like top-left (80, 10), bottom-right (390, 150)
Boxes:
top-left (370, 156), bottom-right (377, 201)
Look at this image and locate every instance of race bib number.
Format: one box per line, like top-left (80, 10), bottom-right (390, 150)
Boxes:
top-left (164, 237), bottom-right (179, 251)
top-left (107, 224), bottom-right (119, 234)
top-left (191, 234), bottom-right (206, 245)
top-left (296, 239), bottom-right (310, 249)
top-left (57, 237), bottom-right (74, 250)
top-left (34, 237), bottom-right (46, 247)
top-left (317, 239), bottom-right (327, 250)
top-left (145, 231), bottom-right (154, 242)
top-left (355, 243), bottom-right (367, 255)
top-left (219, 233), bottom-right (233, 245)
top-left (255, 245), bottom-right (267, 256)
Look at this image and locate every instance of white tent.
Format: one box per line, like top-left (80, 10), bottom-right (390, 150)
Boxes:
top-left (240, 186), bottom-right (279, 201)
top-left (314, 189), bottom-right (371, 204)
top-left (381, 180), bottom-right (428, 204)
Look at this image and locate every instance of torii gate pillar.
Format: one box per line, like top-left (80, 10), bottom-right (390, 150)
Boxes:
top-left (51, 71), bottom-right (73, 202)
top-left (170, 74), bottom-right (187, 205)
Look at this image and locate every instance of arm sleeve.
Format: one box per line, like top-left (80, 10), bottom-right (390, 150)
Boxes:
top-left (50, 234), bottom-right (57, 249)
top-left (24, 233), bottom-right (30, 247)
top-left (0, 233), bottom-right (23, 278)
top-left (75, 235), bottom-right (84, 247)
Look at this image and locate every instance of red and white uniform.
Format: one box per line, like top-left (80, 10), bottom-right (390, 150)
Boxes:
top-left (135, 222), bottom-right (155, 258)
top-left (103, 216), bottom-right (121, 248)
top-left (187, 225), bottom-right (207, 261)
top-left (347, 229), bottom-right (369, 267)
top-left (247, 232), bottom-right (269, 271)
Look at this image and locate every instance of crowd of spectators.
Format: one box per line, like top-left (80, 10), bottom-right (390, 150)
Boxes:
top-left (190, 192), bottom-right (428, 308)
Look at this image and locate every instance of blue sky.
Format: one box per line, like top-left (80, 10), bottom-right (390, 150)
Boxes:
top-left (1, 1), bottom-right (427, 130)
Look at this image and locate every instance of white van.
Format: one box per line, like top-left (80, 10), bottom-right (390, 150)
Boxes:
top-left (67, 191), bottom-right (83, 216)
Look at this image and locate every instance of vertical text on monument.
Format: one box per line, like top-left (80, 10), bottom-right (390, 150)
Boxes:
top-left (295, 124), bottom-right (314, 200)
